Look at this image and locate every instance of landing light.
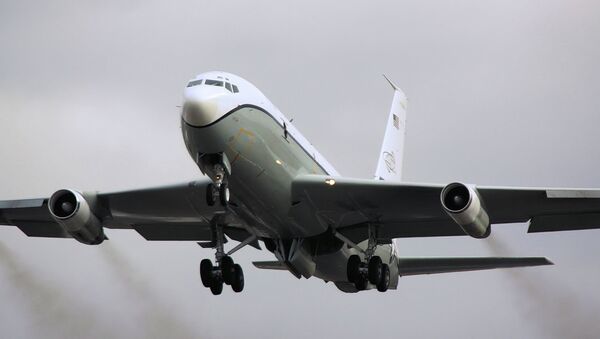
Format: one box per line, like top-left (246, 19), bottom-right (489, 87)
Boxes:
top-left (325, 178), bottom-right (336, 186)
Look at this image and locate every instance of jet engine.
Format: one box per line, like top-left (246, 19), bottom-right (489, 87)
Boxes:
top-left (440, 183), bottom-right (490, 238)
top-left (48, 189), bottom-right (105, 245)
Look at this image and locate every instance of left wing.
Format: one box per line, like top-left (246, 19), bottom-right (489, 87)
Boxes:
top-left (290, 175), bottom-right (600, 243)
top-left (0, 179), bottom-right (248, 242)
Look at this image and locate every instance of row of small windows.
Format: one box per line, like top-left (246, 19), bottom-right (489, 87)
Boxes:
top-left (187, 78), bottom-right (239, 93)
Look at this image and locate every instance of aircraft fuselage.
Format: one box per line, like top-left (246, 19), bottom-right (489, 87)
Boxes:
top-left (181, 71), bottom-right (399, 290)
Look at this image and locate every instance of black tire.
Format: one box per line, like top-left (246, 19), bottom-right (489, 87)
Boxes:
top-left (210, 277), bottom-right (223, 295)
top-left (377, 264), bottom-right (390, 292)
top-left (346, 255), bottom-right (361, 282)
top-left (354, 274), bottom-right (368, 291)
top-left (200, 259), bottom-right (213, 288)
top-left (368, 256), bottom-right (383, 285)
top-left (221, 256), bottom-right (234, 285)
top-left (231, 264), bottom-right (244, 293)
top-left (206, 183), bottom-right (216, 206)
top-left (219, 182), bottom-right (229, 206)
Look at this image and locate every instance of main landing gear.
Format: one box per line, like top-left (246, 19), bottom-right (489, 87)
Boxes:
top-left (347, 254), bottom-right (390, 292)
top-left (198, 215), bottom-right (257, 295)
top-left (335, 225), bottom-right (391, 292)
top-left (200, 255), bottom-right (244, 295)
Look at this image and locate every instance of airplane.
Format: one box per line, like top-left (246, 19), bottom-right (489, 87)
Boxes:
top-left (2, 70), bottom-right (600, 295)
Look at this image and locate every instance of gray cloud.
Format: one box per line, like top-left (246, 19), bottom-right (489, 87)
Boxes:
top-left (0, 242), bottom-right (116, 338)
top-left (487, 238), bottom-right (600, 339)
top-left (99, 243), bottom-right (199, 339)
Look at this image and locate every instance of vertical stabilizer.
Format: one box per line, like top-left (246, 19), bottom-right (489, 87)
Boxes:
top-left (374, 75), bottom-right (408, 181)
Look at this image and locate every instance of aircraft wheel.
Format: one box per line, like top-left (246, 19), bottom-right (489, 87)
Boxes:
top-left (221, 255), bottom-right (235, 285)
top-left (347, 255), bottom-right (361, 282)
top-left (206, 183), bottom-right (217, 206)
top-left (377, 264), bottom-right (390, 292)
top-left (368, 256), bottom-right (383, 285)
top-left (200, 259), bottom-right (213, 288)
top-left (219, 182), bottom-right (230, 206)
top-left (231, 264), bottom-right (244, 293)
top-left (210, 276), bottom-right (223, 295)
top-left (354, 274), bottom-right (368, 291)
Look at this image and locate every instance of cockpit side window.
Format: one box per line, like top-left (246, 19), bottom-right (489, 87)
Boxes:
top-left (187, 79), bottom-right (203, 87)
top-left (232, 84), bottom-right (239, 93)
top-left (205, 79), bottom-right (224, 87)
top-left (225, 82), bottom-right (232, 92)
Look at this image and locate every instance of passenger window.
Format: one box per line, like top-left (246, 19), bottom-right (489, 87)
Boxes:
top-left (187, 79), bottom-right (203, 87)
top-left (205, 79), bottom-right (224, 87)
top-left (225, 82), bottom-right (232, 92)
top-left (232, 84), bottom-right (239, 93)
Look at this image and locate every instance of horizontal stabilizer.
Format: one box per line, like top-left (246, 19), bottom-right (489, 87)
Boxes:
top-left (252, 261), bottom-right (288, 270)
top-left (398, 257), bottom-right (552, 276)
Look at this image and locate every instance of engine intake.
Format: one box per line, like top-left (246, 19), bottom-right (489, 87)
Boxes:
top-left (440, 183), bottom-right (490, 238)
top-left (48, 189), bottom-right (105, 245)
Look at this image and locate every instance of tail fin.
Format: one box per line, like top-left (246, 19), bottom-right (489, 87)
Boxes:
top-left (374, 75), bottom-right (408, 181)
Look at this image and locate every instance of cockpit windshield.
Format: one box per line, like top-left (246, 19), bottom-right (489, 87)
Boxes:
top-left (187, 77), bottom-right (240, 93)
top-left (205, 79), bottom-right (224, 87)
top-left (187, 79), bottom-right (203, 87)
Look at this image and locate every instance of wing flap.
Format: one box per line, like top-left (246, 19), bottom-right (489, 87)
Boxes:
top-left (528, 213), bottom-right (600, 233)
top-left (398, 257), bottom-right (553, 276)
top-left (252, 261), bottom-right (288, 270)
top-left (133, 222), bottom-right (213, 241)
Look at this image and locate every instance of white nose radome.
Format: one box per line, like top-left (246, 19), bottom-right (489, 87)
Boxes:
top-left (182, 86), bottom-right (227, 127)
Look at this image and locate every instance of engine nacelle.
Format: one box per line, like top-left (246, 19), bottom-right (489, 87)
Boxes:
top-left (48, 189), bottom-right (105, 245)
top-left (440, 182), bottom-right (491, 238)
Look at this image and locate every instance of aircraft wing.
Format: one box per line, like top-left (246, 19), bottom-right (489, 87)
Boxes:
top-left (290, 175), bottom-right (600, 243)
top-left (0, 179), bottom-right (247, 241)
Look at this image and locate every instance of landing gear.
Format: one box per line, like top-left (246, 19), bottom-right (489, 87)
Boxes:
top-left (368, 256), bottom-right (383, 285)
top-left (231, 264), bottom-right (244, 293)
top-left (377, 264), bottom-right (390, 292)
top-left (200, 259), bottom-right (213, 287)
top-left (199, 255), bottom-right (244, 295)
top-left (219, 182), bottom-right (230, 207)
top-left (206, 181), bottom-right (229, 207)
top-left (347, 254), bottom-right (390, 292)
top-left (347, 254), bottom-right (361, 282)
top-left (198, 215), bottom-right (255, 295)
top-left (342, 224), bottom-right (391, 292)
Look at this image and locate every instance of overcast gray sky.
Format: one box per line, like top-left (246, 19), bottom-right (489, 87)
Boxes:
top-left (1, 1), bottom-right (600, 338)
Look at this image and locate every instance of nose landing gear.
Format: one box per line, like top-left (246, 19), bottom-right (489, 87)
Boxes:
top-left (197, 153), bottom-right (231, 207)
top-left (206, 181), bottom-right (229, 207)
